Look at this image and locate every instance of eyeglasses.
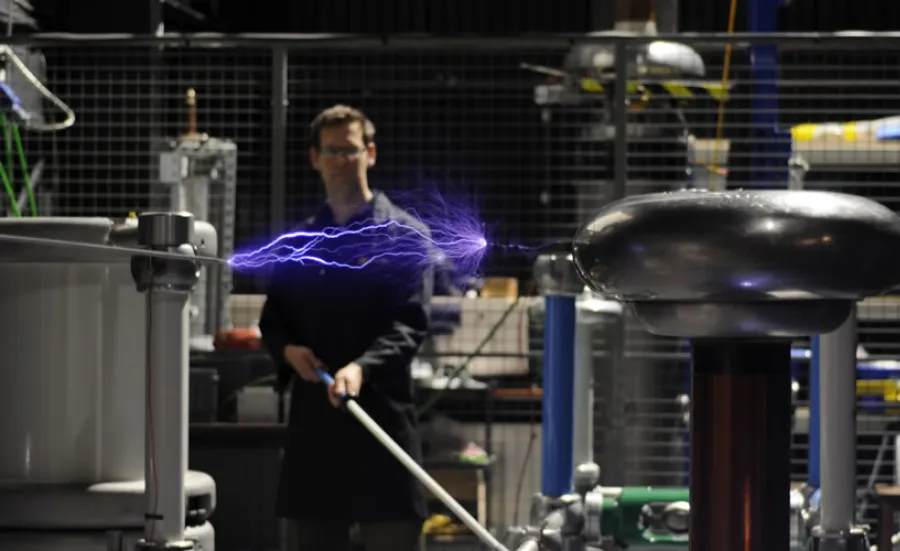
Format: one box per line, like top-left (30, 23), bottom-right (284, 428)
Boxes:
top-left (319, 146), bottom-right (367, 159)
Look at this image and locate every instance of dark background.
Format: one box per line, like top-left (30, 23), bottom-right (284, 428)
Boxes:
top-left (12, 1), bottom-right (900, 293)
top-left (27, 0), bottom-right (900, 34)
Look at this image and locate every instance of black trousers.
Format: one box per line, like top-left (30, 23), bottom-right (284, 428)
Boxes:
top-left (288, 519), bottom-right (422, 551)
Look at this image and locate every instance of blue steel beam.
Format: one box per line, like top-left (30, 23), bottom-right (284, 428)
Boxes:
top-left (747, 0), bottom-right (792, 187)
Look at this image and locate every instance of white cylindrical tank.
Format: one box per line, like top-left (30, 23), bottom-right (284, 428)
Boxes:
top-left (0, 217), bottom-right (220, 550)
top-left (100, 260), bottom-right (148, 482)
top-left (0, 218), bottom-right (125, 483)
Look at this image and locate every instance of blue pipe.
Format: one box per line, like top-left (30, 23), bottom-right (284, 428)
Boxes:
top-left (747, 0), bottom-right (792, 187)
top-left (809, 336), bottom-right (821, 487)
top-left (542, 294), bottom-right (577, 498)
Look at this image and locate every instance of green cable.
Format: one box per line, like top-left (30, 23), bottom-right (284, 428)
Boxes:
top-left (0, 161), bottom-right (18, 217)
top-left (416, 294), bottom-right (523, 416)
top-left (0, 114), bottom-right (16, 216)
top-left (11, 122), bottom-right (36, 216)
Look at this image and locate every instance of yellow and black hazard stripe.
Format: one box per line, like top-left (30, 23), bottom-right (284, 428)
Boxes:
top-left (579, 78), bottom-right (730, 102)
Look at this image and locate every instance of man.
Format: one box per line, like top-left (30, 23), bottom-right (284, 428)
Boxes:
top-left (259, 105), bottom-right (431, 551)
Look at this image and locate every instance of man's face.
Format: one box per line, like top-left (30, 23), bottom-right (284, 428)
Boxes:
top-left (310, 122), bottom-right (376, 192)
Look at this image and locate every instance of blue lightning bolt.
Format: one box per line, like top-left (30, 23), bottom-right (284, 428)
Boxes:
top-left (228, 219), bottom-right (486, 272)
top-left (227, 189), bottom-right (547, 280)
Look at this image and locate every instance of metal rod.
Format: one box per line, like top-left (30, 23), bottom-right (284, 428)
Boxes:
top-left (184, 88), bottom-right (198, 136)
top-left (818, 306), bottom-right (858, 532)
top-left (542, 295), bottom-right (576, 498)
top-left (689, 339), bottom-right (792, 551)
top-left (0, 231), bottom-right (225, 264)
top-left (270, 46), bottom-right (288, 238)
top-left (4, 32), bottom-right (900, 50)
top-left (316, 370), bottom-right (509, 551)
top-left (144, 288), bottom-right (190, 544)
top-left (573, 309), bottom-right (595, 468)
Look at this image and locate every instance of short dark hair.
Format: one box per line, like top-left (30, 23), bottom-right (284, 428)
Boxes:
top-left (309, 104), bottom-right (376, 149)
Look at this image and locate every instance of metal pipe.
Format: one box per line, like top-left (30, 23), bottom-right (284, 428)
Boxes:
top-left (573, 310), bottom-right (595, 467)
top-left (144, 288), bottom-right (191, 543)
top-left (689, 339), bottom-right (792, 551)
top-left (542, 295), bottom-right (577, 498)
top-left (0, 231), bottom-right (224, 264)
top-left (317, 370), bottom-right (509, 551)
top-left (5, 32), bottom-right (900, 50)
top-left (817, 306), bottom-right (857, 532)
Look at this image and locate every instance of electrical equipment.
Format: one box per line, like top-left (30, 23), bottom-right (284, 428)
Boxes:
top-left (157, 89), bottom-right (237, 338)
top-left (0, 216), bottom-right (219, 551)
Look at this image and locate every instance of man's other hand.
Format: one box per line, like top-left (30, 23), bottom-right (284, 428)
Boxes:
top-left (283, 345), bottom-right (322, 382)
top-left (329, 363), bottom-right (363, 407)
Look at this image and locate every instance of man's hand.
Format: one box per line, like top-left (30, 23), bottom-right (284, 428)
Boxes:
top-left (283, 345), bottom-right (322, 382)
top-left (328, 362), bottom-right (363, 407)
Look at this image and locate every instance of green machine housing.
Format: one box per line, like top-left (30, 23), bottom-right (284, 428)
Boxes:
top-left (599, 487), bottom-right (689, 549)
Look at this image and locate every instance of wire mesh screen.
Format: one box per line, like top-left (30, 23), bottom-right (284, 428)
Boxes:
top-left (14, 44), bottom-right (273, 295)
top-left (284, 46), bottom-right (568, 280)
top-left (9, 34), bottom-right (900, 539)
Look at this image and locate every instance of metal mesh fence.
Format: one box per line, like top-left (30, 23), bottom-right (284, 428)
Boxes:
top-left (8, 33), bottom-right (900, 540)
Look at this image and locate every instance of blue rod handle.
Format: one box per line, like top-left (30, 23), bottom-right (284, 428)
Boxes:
top-left (316, 369), bottom-right (334, 385)
top-left (316, 368), bottom-right (352, 402)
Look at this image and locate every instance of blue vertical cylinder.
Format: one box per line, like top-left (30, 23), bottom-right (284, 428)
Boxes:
top-left (809, 335), bottom-right (821, 488)
top-left (542, 294), bottom-right (577, 497)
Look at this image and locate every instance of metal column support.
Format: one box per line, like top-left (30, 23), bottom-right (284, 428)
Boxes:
top-left (131, 212), bottom-right (202, 551)
top-left (542, 295), bottom-right (577, 498)
top-left (809, 334), bottom-right (821, 488)
top-left (817, 307), bottom-right (857, 533)
top-left (747, 0), bottom-right (793, 186)
top-left (573, 299), bottom-right (623, 472)
top-left (270, 46), bottom-right (289, 238)
top-left (573, 312), bottom-right (594, 469)
top-left (143, 289), bottom-right (191, 545)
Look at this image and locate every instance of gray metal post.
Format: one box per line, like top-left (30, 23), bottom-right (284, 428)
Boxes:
top-left (143, 289), bottom-right (191, 544)
top-left (600, 42), bottom-right (629, 485)
top-left (573, 312), bottom-right (595, 468)
top-left (818, 305), bottom-right (857, 532)
top-left (132, 212), bottom-right (201, 551)
top-left (270, 46), bottom-right (289, 238)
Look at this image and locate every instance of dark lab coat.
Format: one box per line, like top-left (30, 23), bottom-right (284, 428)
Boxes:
top-left (259, 191), bottom-right (431, 522)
